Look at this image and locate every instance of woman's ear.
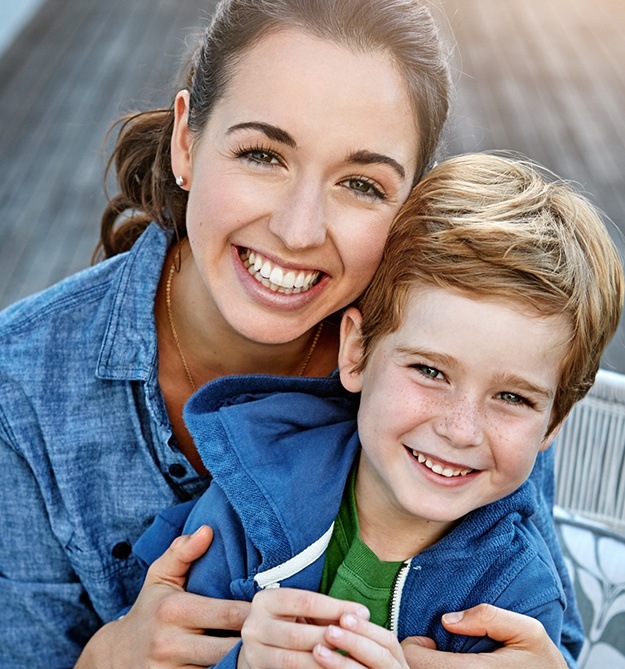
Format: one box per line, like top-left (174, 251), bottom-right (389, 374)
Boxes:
top-left (171, 90), bottom-right (192, 189)
top-left (338, 307), bottom-right (365, 393)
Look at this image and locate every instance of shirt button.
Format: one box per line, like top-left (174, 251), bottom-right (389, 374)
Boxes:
top-left (169, 463), bottom-right (187, 478)
top-left (112, 541), bottom-right (132, 560)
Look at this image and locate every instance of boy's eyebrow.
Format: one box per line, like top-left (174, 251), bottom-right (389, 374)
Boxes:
top-left (492, 373), bottom-right (555, 401)
top-left (396, 346), bottom-right (457, 370)
top-left (227, 122), bottom-right (296, 147)
top-left (398, 347), bottom-right (555, 401)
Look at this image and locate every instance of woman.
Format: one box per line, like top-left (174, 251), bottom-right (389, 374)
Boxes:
top-left (0, 0), bottom-right (578, 667)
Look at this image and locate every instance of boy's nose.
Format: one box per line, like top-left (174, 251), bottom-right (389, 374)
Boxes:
top-left (434, 398), bottom-right (485, 449)
top-left (268, 183), bottom-right (327, 250)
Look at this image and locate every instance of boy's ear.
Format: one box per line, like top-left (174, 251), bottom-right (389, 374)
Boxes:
top-left (338, 307), bottom-right (365, 393)
top-left (171, 90), bottom-right (193, 189)
top-left (539, 421), bottom-right (563, 452)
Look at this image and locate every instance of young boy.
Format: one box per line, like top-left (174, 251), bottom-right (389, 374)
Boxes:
top-left (134, 153), bottom-right (623, 668)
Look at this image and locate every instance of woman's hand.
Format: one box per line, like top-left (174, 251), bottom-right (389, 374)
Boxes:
top-left (401, 604), bottom-right (568, 668)
top-left (75, 526), bottom-right (250, 668)
top-left (238, 588), bottom-right (370, 669)
top-left (311, 604), bottom-right (568, 669)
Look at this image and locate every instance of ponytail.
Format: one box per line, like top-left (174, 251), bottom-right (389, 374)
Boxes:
top-left (94, 107), bottom-right (187, 261)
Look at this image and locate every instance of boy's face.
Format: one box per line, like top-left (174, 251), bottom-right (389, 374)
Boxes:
top-left (339, 286), bottom-right (569, 545)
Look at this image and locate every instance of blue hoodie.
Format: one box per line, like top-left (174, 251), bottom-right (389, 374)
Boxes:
top-left (134, 374), bottom-right (578, 667)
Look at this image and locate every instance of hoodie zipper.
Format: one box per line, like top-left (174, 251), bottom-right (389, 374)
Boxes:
top-left (389, 558), bottom-right (412, 634)
top-left (254, 523), bottom-right (335, 589)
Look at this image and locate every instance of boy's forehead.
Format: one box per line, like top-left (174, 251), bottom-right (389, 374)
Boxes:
top-left (386, 285), bottom-right (569, 384)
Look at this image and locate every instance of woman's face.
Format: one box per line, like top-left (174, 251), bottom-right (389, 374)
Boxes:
top-left (172, 29), bottom-right (419, 345)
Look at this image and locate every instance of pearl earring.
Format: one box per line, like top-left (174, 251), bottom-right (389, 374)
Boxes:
top-left (175, 175), bottom-right (185, 187)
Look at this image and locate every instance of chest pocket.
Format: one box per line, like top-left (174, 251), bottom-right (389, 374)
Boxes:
top-left (66, 533), bottom-right (147, 622)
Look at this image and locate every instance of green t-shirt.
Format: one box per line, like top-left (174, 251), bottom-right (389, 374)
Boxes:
top-left (319, 466), bottom-right (404, 628)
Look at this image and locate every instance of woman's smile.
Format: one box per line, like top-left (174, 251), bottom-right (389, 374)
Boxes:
top-left (239, 247), bottom-right (322, 295)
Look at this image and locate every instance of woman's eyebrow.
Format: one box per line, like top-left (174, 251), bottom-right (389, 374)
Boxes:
top-left (227, 121), bottom-right (296, 147)
top-left (348, 150), bottom-right (406, 181)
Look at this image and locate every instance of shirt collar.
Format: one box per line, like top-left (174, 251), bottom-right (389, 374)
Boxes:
top-left (96, 223), bottom-right (169, 381)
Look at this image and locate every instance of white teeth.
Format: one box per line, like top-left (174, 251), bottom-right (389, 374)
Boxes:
top-left (269, 266), bottom-right (284, 285)
top-left (412, 450), bottom-right (472, 478)
top-left (260, 261), bottom-right (272, 279)
top-left (283, 271), bottom-right (296, 289)
top-left (240, 248), bottom-right (321, 295)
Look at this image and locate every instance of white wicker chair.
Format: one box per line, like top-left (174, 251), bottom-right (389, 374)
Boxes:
top-left (554, 369), bottom-right (625, 668)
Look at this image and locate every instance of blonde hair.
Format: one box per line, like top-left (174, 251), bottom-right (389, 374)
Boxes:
top-left (357, 152), bottom-right (624, 432)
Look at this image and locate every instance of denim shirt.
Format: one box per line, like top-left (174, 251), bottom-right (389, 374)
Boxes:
top-left (0, 225), bottom-right (210, 669)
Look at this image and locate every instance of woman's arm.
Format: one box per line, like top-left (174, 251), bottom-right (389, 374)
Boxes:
top-left (75, 527), bottom-right (250, 668)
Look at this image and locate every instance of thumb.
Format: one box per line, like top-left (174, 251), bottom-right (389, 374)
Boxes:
top-left (144, 525), bottom-right (214, 589)
top-left (401, 636), bottom-right (437, 651)
top-left (441, 604), bottom-right (544, 647)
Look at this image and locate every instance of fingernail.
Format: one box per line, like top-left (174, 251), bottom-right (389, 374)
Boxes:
top-left (356, 605), bottom-right (370, 620)
top-left (315, 644), bottom-right (331, 658)
top-left (342, 614), bottom-right (357, 629)
top-left (328, 625), bottom-right (344, 640)
top-left (443, 611), bottom-right (464, 624)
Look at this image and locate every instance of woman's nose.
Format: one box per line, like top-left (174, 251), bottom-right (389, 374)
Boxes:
top-left (268, 182), bottom-right (327, 250)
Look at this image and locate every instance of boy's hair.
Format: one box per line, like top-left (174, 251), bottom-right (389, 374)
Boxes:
top-left (356, 152), bottom-right (624, 433)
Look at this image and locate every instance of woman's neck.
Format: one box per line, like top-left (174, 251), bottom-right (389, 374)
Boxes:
top-left (154, 241), bottom-right (339, 473)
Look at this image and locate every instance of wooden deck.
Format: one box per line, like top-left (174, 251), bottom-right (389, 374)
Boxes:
top-left (1, 0), bottom-right (624, 370)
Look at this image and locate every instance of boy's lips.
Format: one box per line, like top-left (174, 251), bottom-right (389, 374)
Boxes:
top-left (409, 449), bottom-right (475, 478)
top-left (239, 247), bottom-right (323, 295)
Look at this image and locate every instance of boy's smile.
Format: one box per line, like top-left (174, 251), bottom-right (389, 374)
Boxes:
top-left (339, 286), bottom-right (570, 559)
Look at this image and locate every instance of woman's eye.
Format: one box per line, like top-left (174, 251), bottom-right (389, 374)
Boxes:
top-left (239, 148), bottom-right (282, 166)
top-left (416, 365), bottom-right (444, 380)
top-left (342, 177), bottom-right (386, 200)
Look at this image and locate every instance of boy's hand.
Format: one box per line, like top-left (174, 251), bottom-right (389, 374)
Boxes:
top-left (239, 588), bottom-right (370, 669)
top-left (313, 613), bottom-right (410, 669)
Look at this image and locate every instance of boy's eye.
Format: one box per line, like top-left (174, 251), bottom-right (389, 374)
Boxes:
top-left (415, 364), bottom-right (444, 380)
top-left (498, 391), bottom-right (527, 405)
top-left (341, 177), bottom-right (386, 200)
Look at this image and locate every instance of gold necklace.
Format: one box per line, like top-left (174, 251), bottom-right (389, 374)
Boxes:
top-left (165, 240), bottom-right (197, 392)
top-left (297, 321), bottom-right (324, 377)
top-left (165, 241), bottom-right (324, 388)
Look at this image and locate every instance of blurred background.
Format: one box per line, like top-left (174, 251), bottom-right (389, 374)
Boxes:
top-left (1, 0), bottom-right (624, 371)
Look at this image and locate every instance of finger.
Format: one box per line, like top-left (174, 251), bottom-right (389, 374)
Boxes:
top-left (152, 589), bottom-right (250, 632)
top-left (441, 604), bottom-right (545, 647)
top-left (145, 525), bottom-right (214, 588)
top-left (254, 588), bottom-right (370, 623)
top-left (243, 644), bottom-right (324, 669)
top-left (245, 617), bottom-right (329, 652)
top-left (148, 628), bottom-right (241, 667)
top-left (322, 623), bottom-right (403, 669)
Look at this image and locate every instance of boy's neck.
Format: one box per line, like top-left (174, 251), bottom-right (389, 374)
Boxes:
top-left (354, 455), bottom-right (457, 562)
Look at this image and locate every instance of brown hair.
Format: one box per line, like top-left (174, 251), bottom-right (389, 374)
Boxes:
top-left (95, 0), bottom-right (451, 260)
top-left (356, 152), bottom-right (624, 433)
